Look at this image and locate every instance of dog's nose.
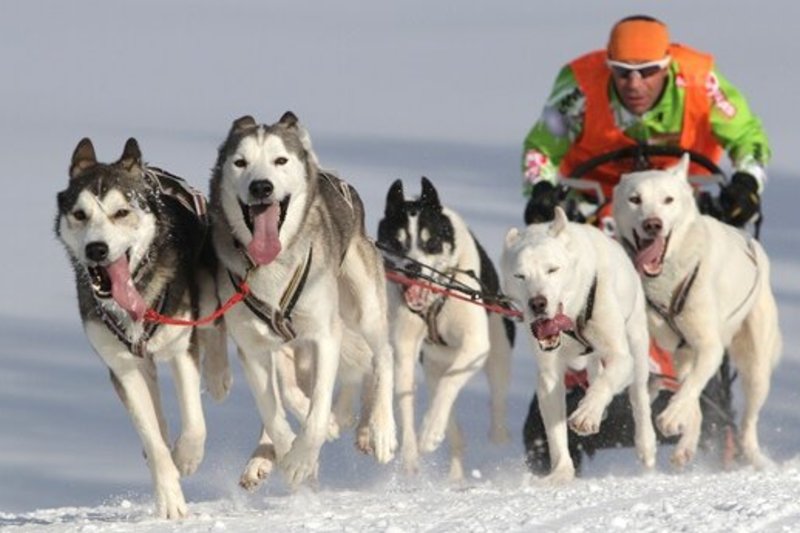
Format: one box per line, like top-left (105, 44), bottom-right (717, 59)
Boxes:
top-left (249, 180), bottom-right (274, 200)
top-left (529, 295), bottom-right (548, 315)
top-left (642, 217), bottom-right (663, 237)
top-left (85, 241), bottom-right (109, 262)
top-left (404, 262), bottom-right (422, 277)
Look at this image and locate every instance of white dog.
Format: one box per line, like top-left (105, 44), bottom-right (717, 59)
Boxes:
top-left (502, 207), bottom-right (656, 482)
top-left (613, 154), bottom-right (782, 468)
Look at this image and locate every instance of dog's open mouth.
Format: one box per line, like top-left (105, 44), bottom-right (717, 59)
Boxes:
top-left (404, 284), bottom-right (433, 312)
top-left (530, 310), bottom-right (574, 351)
top-left (87, 251), bottom-right (147, 321)
top-left (633, 231), bottom-right (670, 277)
top-left (240, 196), bottom-right (290, 266)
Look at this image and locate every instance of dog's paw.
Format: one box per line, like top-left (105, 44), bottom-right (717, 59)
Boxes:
top-left (205, 366), bottom-right (233, 403)
top-left (657, 396), bottom-right (697, 437)
top-left (670, 446), bottom-right (695, 469)
top-left (154, 477), bottom-right (188, 519)
top-left (370, 420), bottom-right (398, 464)
top-left (279, 440), bottom-right (319, 488)
top-left (239, 454), bottom-right (275, 491)
top-left (568, 400), bottom-right (604, 436)
top-left (541, 465), bottom-right (576, 485)
top-left (326, 417), bottom-right (342, 442)
top-left (172, 432), bottom-right (205, 477)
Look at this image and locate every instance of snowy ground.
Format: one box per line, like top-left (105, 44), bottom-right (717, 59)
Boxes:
top-left (2, 1), bottom-right (800, 531)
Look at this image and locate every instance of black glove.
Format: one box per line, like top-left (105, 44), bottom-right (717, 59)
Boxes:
top-left (719, 172), bottom-right (761, 227)
top-left (524, 181), bottom-right (561, 224)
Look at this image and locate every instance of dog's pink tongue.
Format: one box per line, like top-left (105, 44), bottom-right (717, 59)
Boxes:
top-left (531, 313), bottom-right (575, 340)
top-left (635, 235), bottom-right (666, 275)
top-left (107, 256), bottom-right (147, 322)
top-left (247, 203), bottom-right (282, 265)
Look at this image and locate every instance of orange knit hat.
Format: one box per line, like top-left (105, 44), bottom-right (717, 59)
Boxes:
top-left (607, 17), bottom-right (669, 62)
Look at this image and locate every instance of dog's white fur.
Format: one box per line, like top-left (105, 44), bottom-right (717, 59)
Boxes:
top-left (387, 205), bottom-right (512, 480)
top-left (211, 115), bottom-right (396, 488)
top-left (613, 154), bottom-right (782, 467)
top-left (502, 207), bottom-right (656, 482)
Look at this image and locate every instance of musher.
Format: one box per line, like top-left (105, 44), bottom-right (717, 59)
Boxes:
top-left (521, 14), bottom-right (770, 228)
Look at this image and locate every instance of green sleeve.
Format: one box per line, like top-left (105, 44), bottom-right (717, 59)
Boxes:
top-left (521, 65), bottom-right (585, 196)
top-left (708, 67), bottom-right (771, 186)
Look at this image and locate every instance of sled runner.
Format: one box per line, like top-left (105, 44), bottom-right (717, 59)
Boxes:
top-left (522, 145), bottom-right (746, 474)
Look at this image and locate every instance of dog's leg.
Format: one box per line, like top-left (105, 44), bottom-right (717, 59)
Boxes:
top-left (332, 380), bottom-right (359, 436)
top-left (355, 370), bottom-right (375, 454)
top-left (729, 283), bottom-right (782, 468)
top-left (108, 361), bottom-right (186, 519)
top-left (626, 308), bottom-right (657, 470)
top-left (536, 354), bottom-right (574, 483)
top-left (139, 359), bottom-right (170, 445)
top-left (485, 316), bottom-right (512, 445)
top-left (392, 316), bottom-right (425, 474)
top-left (418, 329), bottom-right (489, 454)
top-left (239, 425), bottom-right (276, 491)
top-left (238, 347), bottom-right (296, 461)
top-left (279, 326), bottom-right (341, 487)
top-left (657, 297), bottom-right (726, 451)
top-left (198, 269), bottom-right (232, 403)
top-left (170, 336), bottom-right (207, 477)
top-left (445, 412), bottom-right (466, 482)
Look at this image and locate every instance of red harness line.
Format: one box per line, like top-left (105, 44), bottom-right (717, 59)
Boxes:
top-left (384, 269), bottom-right (522, 320)
top-left (143, 280), bottom-right (251, 326)
top-left (142, 268), bottom-right (522, 327)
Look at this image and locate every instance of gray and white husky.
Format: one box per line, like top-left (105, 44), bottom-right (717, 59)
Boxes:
top-left (208, 111), bottom-right (397, 488)
top-left (378, 177), bottom-right (514, 480)
top-left (55, 138), bottom-right (231, 519)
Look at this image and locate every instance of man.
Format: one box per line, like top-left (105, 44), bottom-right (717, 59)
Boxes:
top-left (522, 15), bottom-right (770, 227)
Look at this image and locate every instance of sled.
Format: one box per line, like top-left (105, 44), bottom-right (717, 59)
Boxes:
top-left (522, 145), bottom-right (744, 475)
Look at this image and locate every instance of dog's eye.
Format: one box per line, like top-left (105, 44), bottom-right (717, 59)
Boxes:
top-left (274, 157), bottom-right (288, 166)
top-left (629, 195), bottom-right (642, 205)
top-left (664, 196), bottom-right (674, 205)
top-left (72, 209), bottom-right (87, 221)
top-left (113, 209), bottom-right (130, 219)
top-left (547, 266), bottom-right (560, 275)
top-left (513, 273), bottom-right (525, 280)
top-left (234, 159), bottom-right (248, 168)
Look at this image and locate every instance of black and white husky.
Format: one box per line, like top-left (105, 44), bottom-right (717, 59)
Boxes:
top-left (378, 177), bottom-right (514, 480)
top-left (55, 138), bottom-right (230, 519)
top-left (208, 112), bottom-right (397, 488)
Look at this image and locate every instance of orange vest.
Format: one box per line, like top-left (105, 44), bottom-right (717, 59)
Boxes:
top-left (560, 44), bottom-right (724, 197)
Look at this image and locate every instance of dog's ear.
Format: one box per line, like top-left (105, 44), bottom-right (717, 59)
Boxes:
top-left (230, 115), bottom-right (257, 136)
top-left (385, 179), bottom-right (405, 214)
top-left (419, 177), bottom-right (442, 211)
top-left (69, 138), bottom-right (97, 179)
top-left (671, 152), bottom-right (691, 179)
top-left (504, 226), bottom-right (520, 248)
top-left (118, 138), bottom-right (142, 172)
top-left (279, 111), bottom-right (299, 128)
top-left (549, 206), bottom-right (569, 237)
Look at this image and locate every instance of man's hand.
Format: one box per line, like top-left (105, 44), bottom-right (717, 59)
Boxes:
top-left (719, 172), bottom-right (761, 227)
top-left (524, 181), bottom-right (561, 224)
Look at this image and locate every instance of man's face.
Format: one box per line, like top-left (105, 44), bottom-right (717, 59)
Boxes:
top-left (609, 59), bottom-right (669, 116)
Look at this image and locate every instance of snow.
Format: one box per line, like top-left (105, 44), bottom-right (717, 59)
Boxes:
top-left (2, 1), bottom-right (800, 531)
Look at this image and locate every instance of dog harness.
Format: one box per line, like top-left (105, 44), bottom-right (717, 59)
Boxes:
top-left (563, 275), bottom-right (598, 356)
top-left (228, 246), bottom-right (314, 343)
top-left (95, 290), bottom-right (168, 358)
